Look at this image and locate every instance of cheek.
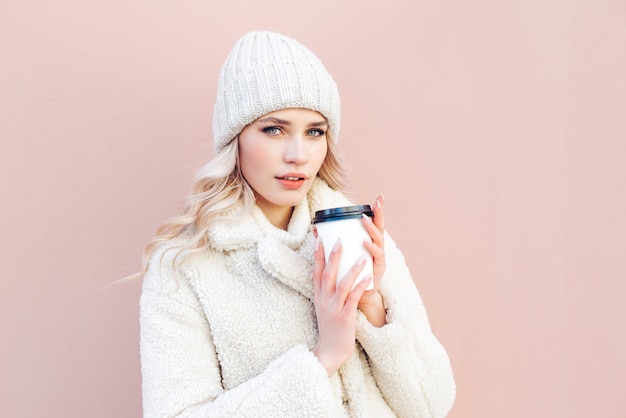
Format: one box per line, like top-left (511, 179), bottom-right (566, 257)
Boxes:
top-left (313, 141), bottom-right (329, 169)
top-left (240, 143), bottom-right (268, 176)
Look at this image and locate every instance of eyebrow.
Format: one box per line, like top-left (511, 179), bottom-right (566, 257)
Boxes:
top-left (256, 117), bottom-right (328, 127)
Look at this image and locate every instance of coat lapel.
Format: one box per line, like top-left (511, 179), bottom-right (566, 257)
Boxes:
top-left (208, 178), bottom-right (354, 300)
top-left (257, 233), bottom-right (315, 300)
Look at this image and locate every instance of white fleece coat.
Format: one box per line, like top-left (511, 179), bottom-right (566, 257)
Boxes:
top-left (140, 179), bottom-right (456, 417)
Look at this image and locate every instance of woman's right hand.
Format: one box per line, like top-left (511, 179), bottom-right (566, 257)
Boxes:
top-left (311, 237), bottom-right (372, 376)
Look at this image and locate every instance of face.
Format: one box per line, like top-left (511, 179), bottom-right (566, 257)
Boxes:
top-left (238, 108), bottom-right (328, 222)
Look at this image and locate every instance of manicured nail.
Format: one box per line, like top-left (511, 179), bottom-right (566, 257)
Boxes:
top-left (314, 237), bottom-right (320, 251)
top-left (332, 238), bottom-right (341, 253)
top-left (356, 254), bottom-right (366, 266)
top-left (362, 213), bottom-right (372, 222)
top-left (377, 193), bottom-right (384, 209)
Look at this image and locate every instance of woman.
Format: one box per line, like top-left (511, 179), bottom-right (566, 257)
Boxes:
top-left (140, 31), bottom-right (455, 417)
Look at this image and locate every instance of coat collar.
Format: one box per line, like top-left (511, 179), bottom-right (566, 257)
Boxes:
top-left (207, 178), bottom-right (353, 299)
top-left (208, 177), bottom-right (352, 252)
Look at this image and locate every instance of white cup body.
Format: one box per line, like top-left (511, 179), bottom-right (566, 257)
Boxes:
top-left (314, 217), bottom-right (374, 290)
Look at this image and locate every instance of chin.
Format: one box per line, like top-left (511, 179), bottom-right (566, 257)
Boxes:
top-left (282, 196), bottom-right (307, 208)
top-left (275, 191), bottom-right (308, 208)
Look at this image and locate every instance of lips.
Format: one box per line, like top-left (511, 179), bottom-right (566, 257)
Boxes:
top-left (276, 172), bottom-right (307, 181)
top-left (275, 173), bottom-right (307, 189)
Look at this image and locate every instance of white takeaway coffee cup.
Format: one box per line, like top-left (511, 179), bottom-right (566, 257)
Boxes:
top-left (312, 205), bottom-right (374, 290)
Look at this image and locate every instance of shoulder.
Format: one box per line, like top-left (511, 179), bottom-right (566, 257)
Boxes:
top-left (142, 235), bottom-right (199, 293)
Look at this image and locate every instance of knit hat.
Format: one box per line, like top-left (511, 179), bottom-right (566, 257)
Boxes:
top-left (212, 31), bottom-right (340, 150)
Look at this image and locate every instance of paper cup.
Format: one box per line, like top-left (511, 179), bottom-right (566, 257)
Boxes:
top-left (312, 205), bottom-right (374, 290)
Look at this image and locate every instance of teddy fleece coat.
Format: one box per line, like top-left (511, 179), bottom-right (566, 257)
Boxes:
top-left (140, 178), bottom-right (456, 417)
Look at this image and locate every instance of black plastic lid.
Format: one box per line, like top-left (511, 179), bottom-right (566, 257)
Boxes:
top-left (312, 205), bottom-right (374, 224)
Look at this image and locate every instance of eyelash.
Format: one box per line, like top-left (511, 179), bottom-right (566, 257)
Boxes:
top-left (308, 129), bottom-right (326, 137)
top-left (262, 126), bottom-right (282, 135)
top-left (261, 127), bottom-right (326, 137)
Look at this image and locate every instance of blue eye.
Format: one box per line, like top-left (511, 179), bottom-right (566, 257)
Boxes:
top-left (307, 129), bottom-right (325, 137)
top-left (262, 126), bottom-right (281, 135)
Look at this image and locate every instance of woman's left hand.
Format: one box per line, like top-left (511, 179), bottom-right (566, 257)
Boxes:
top-left (358, 193), bottom-right (387, 326)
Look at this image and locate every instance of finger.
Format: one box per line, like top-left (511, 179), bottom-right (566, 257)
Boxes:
top-left (321, 238), bottom-right (342, 293)
top-left (362, 213), bottom-right (384, 247)
top-left (364, 240), bottom-right (386, 279)
top-left (363, 240), bottom-right (384, 261)
top-left (336, 254), bottom-right (367, 298)
top-left (364, 240), bottom-right (386, 280)
top-left (343, 274), bottom-right (373, 312)
top-left (372, 193), bottom-right (386, 233)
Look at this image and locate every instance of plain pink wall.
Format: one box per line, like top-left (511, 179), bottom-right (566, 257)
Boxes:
top-left (1, 1), bottom-right (625, 417)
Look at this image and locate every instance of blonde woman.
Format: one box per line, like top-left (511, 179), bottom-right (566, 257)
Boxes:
top-left (139, 31), bottom-right (455, 417)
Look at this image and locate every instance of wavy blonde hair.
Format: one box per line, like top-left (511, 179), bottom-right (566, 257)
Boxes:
top-left (126, 133), bottom-right (349, 281)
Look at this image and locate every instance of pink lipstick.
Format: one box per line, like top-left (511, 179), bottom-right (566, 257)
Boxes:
top-left (275, 173), bottom-right (307, 189)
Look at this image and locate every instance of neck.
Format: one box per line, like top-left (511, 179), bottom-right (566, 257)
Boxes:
top-left (257, 203), bottom-right (294, 231)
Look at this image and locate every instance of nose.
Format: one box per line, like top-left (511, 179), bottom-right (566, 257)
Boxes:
top-left (284, 135), bottom-right (308, 165)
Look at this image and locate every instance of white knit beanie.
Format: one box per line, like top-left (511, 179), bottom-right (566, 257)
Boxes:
top-left (212, 31), bottom-right (340, 150)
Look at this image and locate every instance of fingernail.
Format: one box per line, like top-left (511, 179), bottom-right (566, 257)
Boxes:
top-left (377, 193), bottom-right (384, 209)
top-left (362, 213), bottom-right (372, 222)
top-left (332, 238), bottom-right (341, 253)
top-left (314, 237), bottom-right (320, 251)
top-left (356, 254), bottom-right (366, 266)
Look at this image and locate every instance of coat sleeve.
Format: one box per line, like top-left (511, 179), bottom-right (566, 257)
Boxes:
top-left (355, 233), bottom-right (456, 418)
top-left (140, 246), bottom-right (343, 418)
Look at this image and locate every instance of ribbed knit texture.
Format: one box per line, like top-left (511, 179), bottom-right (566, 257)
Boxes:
top-left (213, 31), bottom-right (340, 150)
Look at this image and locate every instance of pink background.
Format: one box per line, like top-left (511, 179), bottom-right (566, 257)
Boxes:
top-left (1, 1), bottom-right (625, 417)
